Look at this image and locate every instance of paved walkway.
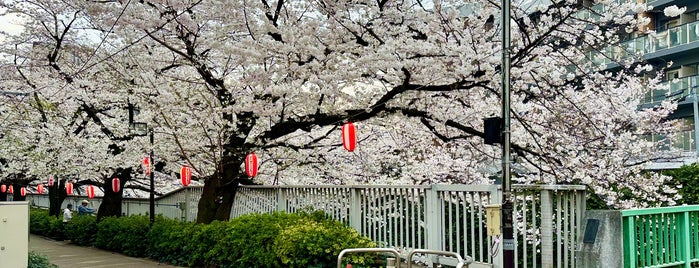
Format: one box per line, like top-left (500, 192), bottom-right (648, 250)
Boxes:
top-left (29, 234), bottom-right (181, 268)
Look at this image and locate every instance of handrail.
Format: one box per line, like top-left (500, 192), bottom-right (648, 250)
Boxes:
top-left (406, 249), bottom-right (472, 268)
top-left (621, 204), bottom-right (699, 217)
top-left (622, 205), bottom-right (699, 268)
top-left (336, 248), bottom-right (401, 268)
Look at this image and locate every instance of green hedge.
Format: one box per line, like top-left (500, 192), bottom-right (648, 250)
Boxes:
top-left (30, 209), bottom-right (377, 267)
top-left (95, 215), bottom-right (150, 257)
top-left (29, 209), bottom-right (64, 240)
top-left (64, 215), bottom-right (97, 246)
top-left (146, 216), bottom-right (198, 266)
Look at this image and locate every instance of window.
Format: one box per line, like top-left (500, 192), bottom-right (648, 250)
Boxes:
top-left (666, 69), bottom-right (680, 81)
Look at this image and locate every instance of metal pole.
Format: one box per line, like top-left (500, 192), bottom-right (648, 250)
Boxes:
top-left (501, 0), bottom-right (515, 267)
top-left (693, 88), bottom-right (699, 156)
top-left (149, 129), bottom-right (155, 225)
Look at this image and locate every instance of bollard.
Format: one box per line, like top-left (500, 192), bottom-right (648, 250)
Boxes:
top-left (387, 257), bottom-right (396, 268)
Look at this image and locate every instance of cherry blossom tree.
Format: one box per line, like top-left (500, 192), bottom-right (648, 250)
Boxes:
top-left (0, 0), bottom-right (684, 223)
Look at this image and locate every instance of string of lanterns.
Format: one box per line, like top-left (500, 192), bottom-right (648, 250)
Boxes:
top-left (0, 122), bottom-right (358, 197)
top-left (0, 73), bottom-right (460, 199)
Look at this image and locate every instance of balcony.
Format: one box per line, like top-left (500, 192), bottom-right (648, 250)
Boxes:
top-left (644, 129), bottom-right (696, 153)
top-left (593, 20), bottom-right (699, 66)
top-left (641, 75), bottom-right (699, 105)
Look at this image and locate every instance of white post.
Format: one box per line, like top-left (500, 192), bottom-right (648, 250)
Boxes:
top-left (541, 190), bottom-right (554, 268)
top-left (425, 186), bottom-right (443, 250)
top-left (276, 188), bottom-right (287, 212)
top-left (349, 187), bottom-right (362, 232)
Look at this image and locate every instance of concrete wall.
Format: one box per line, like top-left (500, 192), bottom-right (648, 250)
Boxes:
top-left (0, 201), bottom-right (29, 268)
top-left (576, 210), bottom-right (623, 268)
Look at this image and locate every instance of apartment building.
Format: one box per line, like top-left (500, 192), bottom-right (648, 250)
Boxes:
top-left (595, 0), bottom-right (699, 168)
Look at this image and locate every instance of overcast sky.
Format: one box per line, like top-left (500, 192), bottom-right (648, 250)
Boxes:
top-left (0, 8), bottom-right (25, 39)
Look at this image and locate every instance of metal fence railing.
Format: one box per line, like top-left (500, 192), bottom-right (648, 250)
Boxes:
top-left (24, 184), bottom-right (586, 268)
top-left (622, 205), bottom-right (699, 268)
top-left (232, 184), bottom-right (586, 268)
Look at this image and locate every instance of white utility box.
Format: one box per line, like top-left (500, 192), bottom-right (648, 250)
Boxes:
top-left (0, 201), bottom-right (29, 268)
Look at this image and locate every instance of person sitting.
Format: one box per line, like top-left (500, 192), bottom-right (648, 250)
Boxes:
top-left (77, 200), bottom-right (95, 215)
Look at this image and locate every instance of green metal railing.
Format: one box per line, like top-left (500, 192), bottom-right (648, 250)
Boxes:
top-left (622, 205), bottom-right (699, 268)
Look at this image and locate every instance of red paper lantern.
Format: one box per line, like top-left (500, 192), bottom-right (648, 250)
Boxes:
top-left (87, 185), bottom-right (95, 199)
top-left (342, 122), bottom-right (356, 152)
top-left (65, 182), bottom-right (73, 195)
top-left (0, 185), bottom-right (5, 193)
top-left (20, 187), bottom-right (26, 197)
top-left (143, 156), bottom-right (151, 175)
top-left (37, 184), bottom-right (44, 194)
top-left (245, 152), bottom-right (258, 177)
top-left (8, 185), bottom-right (13, 194)
top-left (48, 177), bottom-right (54, 187)
top-left (181, 165), bottom-right (192, 186)
top-left (112, 178), bottom-right (120, 193)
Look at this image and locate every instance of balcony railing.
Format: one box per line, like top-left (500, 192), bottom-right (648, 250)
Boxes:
top-left (593, 20), bottom-right (699, 66)
top-left (643, 129), bottom-right (696, 153)
top-left (641, 75), bottom-right (699, 105)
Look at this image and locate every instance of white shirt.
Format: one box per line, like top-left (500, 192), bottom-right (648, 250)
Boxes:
top-left (63, 208), bottom-right (72, 223)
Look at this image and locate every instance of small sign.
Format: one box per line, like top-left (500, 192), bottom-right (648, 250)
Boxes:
top-left (503, 239), bottom-right (515, 250)
top-left (583, 219), bottom-right (600, 244)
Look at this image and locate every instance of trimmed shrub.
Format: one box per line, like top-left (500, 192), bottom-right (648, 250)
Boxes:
top-left (29, 209), bottom-right (64, 240)
top-left (273, 218), bottom-right (377, 268)
top-left (212, 212), bottom-right (307, 267)
top-left (64, 215), bottom-right (97, 246)
top-left (29, 209), bottom-right (52, 235)
top-left (95, 215), bottom-right (150, 257)
top-left (147, 216), bottom-right (199, 266)
top-left (28, 251), bottom-right (58, 268)
top-left (30, 209), bottom-right (376, 268)
top-left (189, 220), bottom-right (232, 267)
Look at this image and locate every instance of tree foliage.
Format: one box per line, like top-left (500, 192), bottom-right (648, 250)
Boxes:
top-left (0, 0), bottom-right (686, 218)
top-left (662, 164), bottom-right (699, 205)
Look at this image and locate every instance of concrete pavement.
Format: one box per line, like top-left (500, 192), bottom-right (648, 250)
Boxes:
top-left (29, 234), bottom-right (182, 268)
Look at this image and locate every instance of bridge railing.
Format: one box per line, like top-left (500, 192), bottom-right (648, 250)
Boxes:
top-left (622, 205), bottom-right (699, 268)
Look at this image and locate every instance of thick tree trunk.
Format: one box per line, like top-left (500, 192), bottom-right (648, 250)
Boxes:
top-left (97, 169), bottom-right (131, 221)
top-left (11, 183), bottom-right (25, 201)
top-left (195, 111), bottom-right (255, 223)
top-left (196, 179), bottom-right (238, 223)
top-left (48, 180), bottom-right (68, 217)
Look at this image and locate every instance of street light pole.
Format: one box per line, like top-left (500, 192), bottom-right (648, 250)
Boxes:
top-left (501, 0), bottom-right (515, 267)
top-left (149, 129), bottom-right (155, 225)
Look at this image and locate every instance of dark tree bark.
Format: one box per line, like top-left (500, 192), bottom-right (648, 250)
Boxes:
top-left (48, 179), bottom-right (68, 217)
top-left (196, 151), bottom-right (246, 223)
top-left (11, 183), bottom-right (25, 201)
top-left (196, 179), bottom-right (238, 223)
top-left (97, 168), bottom-right (131, 221)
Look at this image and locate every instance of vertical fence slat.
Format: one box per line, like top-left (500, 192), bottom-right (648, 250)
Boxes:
top-left (556, 191), bottom-right (562, 267)
top-left (532, 192), bottom-right (538, 268)
top-left (541, 189), bottom-right (553, 268)
top-left (468, 192), bottom-right (483, 260)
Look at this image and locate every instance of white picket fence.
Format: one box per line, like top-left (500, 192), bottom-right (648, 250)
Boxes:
top-left (25, 184), bottom-right (585, 268)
